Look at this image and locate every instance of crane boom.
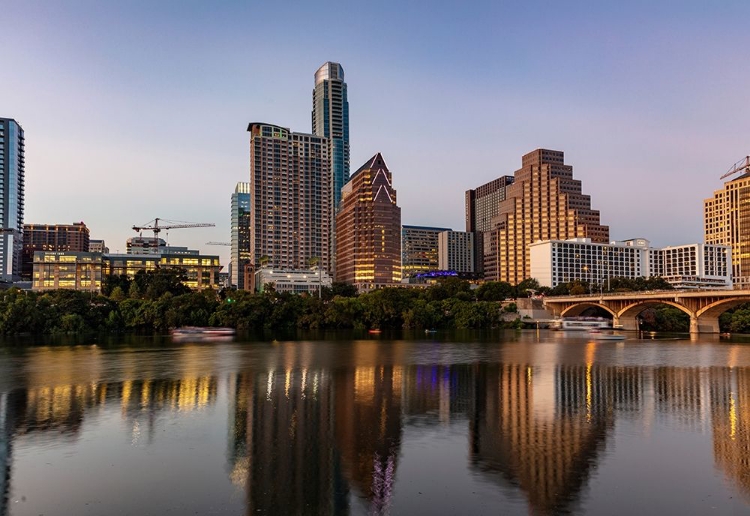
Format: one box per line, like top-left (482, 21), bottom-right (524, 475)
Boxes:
top-left (720, 156), bottom-right (750, 180)
top-left (206, 242), bottom-right (231, 246)
top-left (132, 218), bottom-right (215, 240)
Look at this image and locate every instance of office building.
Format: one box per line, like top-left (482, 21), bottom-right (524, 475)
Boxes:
top-left (401, 225), bottom-right (450, 279)
top-left (336, 153), bottom-right (401, 287)
top-left (465, 175), bottom-right (514, 273)
top-left (21, 222), bottom-right (90, 280)
top-left (231, 182), bottom-right (251, 289)
top-left (254, 268), bottom-right (332, 294)
top-left (89, 239), bottom-right (109, 254)
top-left (438, 231), bottom-right (474, 273)
top-left (32, 251), bottom-right (103, 291)
top-left (312, 62), bottom-right (349, 210)
top-left (484, 149), bottom-right (609, 284)
top-left (705, 168), bottom-right (750, 289)
top-left (248, 123), bottom-right (331, 272)
top-left (529, 238), bottom-right (731, 289)
top-left (0, 118), bottom-right (25, 281)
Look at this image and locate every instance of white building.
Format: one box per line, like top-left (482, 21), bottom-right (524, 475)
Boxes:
top-left (438, 231), bottom-right (474, 273)
top-left (255, 268), bottom-right (332, 294)
top-left (529, 238), bottom-right (731, 289)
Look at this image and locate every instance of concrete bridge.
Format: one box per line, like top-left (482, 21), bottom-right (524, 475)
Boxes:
top-left (543, 290), bottom-right (750, 333)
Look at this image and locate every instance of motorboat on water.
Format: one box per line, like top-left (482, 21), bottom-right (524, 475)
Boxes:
top-left (171, 327), bottom-right (236, 342)
top-left (587, 328), bottom-right (626, 341)
top-left (551, 317), bottom-right (612, 331)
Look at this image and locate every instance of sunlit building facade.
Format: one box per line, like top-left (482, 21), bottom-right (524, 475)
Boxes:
top-left (705, 173), bottom-right (750, 289)
top-left (88, 239), bottom-right (109, 254)
top-left (465, 175), bottom-right (514, 274)
top-left (231, 182), bottom-right (251, 289)
top-left (32, 251), bottom-right (103, 291)
top-left (248, 123), bottom-right (332, 273)
top-left (254, 268), bottom-right (332, 294)
top-left (401, 225), bottom-right (450, 279)
top-left (0, 118), bottom-right (25, 282)
top-left (22, 222), bottom-right (90, 280)
top-left (484, 149), bottom-right (608, 284)
top-left (438, 231), bottom-right (474, 273)
top-left (336, 153), bottom-right (401, 287)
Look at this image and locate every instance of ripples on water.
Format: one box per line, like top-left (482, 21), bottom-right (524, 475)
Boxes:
top-left (1, 331), bottom-right (750, 515)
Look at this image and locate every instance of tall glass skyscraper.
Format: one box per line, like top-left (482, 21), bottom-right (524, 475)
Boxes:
top-left (231, 182), bottom-right (251, 289)
top-left (0, 118), bottom-right (25, 282)
top-left (312, 62), bottom-right (350, 210)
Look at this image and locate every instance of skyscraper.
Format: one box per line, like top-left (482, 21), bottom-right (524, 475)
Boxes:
top-left (312, 62), bottom-right (349, 209)
top-left (231, 182), bottom-right (251, 289)
top-left (484, 149), bottom-right (608, 284)
top-left (401, 225), bottom-right (450, 279)
top-left (465, 175), bottom-right (514, 274)
top-left (336, 153), bottom-right (401, 286)
top-left (704, 167), bottom-right (750, 288)
top-left (0, 118), bottom-right (25, 282)
top-left (248, 123), bottom-right (331, 272)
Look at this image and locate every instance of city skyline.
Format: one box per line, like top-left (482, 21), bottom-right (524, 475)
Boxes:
top-left (2, 2), bottom-right (750, 267)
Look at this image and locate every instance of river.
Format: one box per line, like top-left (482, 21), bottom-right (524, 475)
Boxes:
top-left (1, 330), bottom-right (749, 515)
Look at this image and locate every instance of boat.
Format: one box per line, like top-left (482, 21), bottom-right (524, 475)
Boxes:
top-left (368, 329), bottom-right (382, 334)
top-left (551, 317), bottom-right (612, 331)
top-left (171, 326), bottom-right (235, 342)
top-left (424, 329), bottom-right (438, 334)
top-left (587, 328), bottom-right (626, 341)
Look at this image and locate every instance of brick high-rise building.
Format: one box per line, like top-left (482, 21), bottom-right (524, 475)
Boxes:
top-left (336, 153), bottom-right (401, 287)
top-left (484, 149), bottom-right (608, 284)
top-left (22, 222), bottom-right (90, 280)
top-left (704, 162), bottom-right (750, 289)
top-left (465, 175), bottom-right (514, 274)
top-left (248, 123), bottom-right (331, 272)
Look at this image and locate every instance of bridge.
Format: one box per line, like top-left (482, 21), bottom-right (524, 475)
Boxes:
top-left (543, 290), bottom-right (750, 333)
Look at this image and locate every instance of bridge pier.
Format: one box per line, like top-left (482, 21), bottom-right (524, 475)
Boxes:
top-left (696, 316), bottom-right (720, 334)
top-left (618, 315), bottom-right (638, 332)
top-left (690, 316), bottom-right (699, 334)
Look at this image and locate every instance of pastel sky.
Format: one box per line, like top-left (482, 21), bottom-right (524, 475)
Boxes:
top-left (2, 1), bottom-right (749, 266)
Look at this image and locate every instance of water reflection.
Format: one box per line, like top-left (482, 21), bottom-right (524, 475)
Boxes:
top-left (2, 339), bottom-right (750, 514)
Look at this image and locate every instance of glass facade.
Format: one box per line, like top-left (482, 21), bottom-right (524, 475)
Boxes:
top-left (0, 118), bottom-right (25, 281)
top-left (231, 182), bottom-right (251, 289)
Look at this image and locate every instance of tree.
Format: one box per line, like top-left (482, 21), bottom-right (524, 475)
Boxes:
top-left (515, 278), bottom-right (540, 298)
top-left (476, 281), bottom-right (514, 301)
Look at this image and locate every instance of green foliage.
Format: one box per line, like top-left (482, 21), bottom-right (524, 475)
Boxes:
top-left (638, 306), bottom-right (689, 332)
top-left (476, 281), bottom-right (514, 301)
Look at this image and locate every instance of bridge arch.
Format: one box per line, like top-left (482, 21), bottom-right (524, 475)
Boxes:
top-left (560, 303), bottom-right (616, 319)
top-left (616, 300), bottom-right (693, 332)
top-left (695, 298), bottom-right (750, 333)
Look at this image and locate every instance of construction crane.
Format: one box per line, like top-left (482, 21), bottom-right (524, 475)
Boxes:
top-left (720, 156), bottom-right (750, 181)
top-left (132, 218), bottom-right (215, 245)
top-left (206, 242), bottom-right (231, 246)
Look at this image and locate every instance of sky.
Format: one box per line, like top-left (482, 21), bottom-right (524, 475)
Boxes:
top-left (2, 1), bottom-right (749, 267)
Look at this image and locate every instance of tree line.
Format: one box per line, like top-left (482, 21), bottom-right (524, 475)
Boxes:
top-left (0, 269), bottom-right (746, 335)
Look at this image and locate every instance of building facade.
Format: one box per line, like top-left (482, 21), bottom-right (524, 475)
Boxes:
top-left (438, 231), bottom-right (474, 273)
top-left (0, 118), bottom-right (25, 281)
top-left (465, 175), bottom-right (514, 273)
top-left (401, 225), bottom-right (450, 279)
top-left (33, 251), bottom-right (221, 292)
top-left (254, 268), bottom-right (332, 294)
top-left (705, 172), bottom-right (750, 289)
top-left (89, 239), bottom-right (109, 254)
top-left (312, 62), bottom-right (349, 210)
top-left (231, 182), bottom-right (251, 289)
top-left (336, 153), bottom-right (401, 287)
top-left (22, 222), bottom-right (90, 280)
top-left (485, 149), bottom-right (609, 284)
top-left (529, 238), bottom-right (731, 289)
top-left (248, 123), bottom-right (331, 273)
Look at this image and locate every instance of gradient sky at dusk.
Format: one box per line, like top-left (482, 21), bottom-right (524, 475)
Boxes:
top-left (2, 1), bottom-right (749, 265)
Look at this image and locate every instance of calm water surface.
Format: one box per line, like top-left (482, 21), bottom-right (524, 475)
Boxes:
top-left (1, 331), bottom-right (750, 515)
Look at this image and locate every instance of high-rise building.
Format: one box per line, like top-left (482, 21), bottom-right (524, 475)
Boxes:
top-left (21, 222), bottom-right (90, 280)
top-left (438, 231), bottom-right (475, 273)
top-left (465, 175), bottom-right (514, 273)
top-left (312, 62), bottom-right (349, 210)
top-left (231, 182), bottom-right (251, 289)
top-left (401, 225), bottom-right (450, 279)
top-left (705, 169), bottom-right (750, 289)
top-left (336, 153), bottom-right (401, 287)
top-left (0, 118), bottom-right (25, 282)
top-left (248, 123), bottom-right (331, 272)
top-left (484, 149), bottom-right (608, 284)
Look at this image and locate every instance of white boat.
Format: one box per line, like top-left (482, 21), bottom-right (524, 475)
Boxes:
top-left (171, 327), bottom-right (235, 341)
top-left (552, 317), bottom-right (612, 331)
